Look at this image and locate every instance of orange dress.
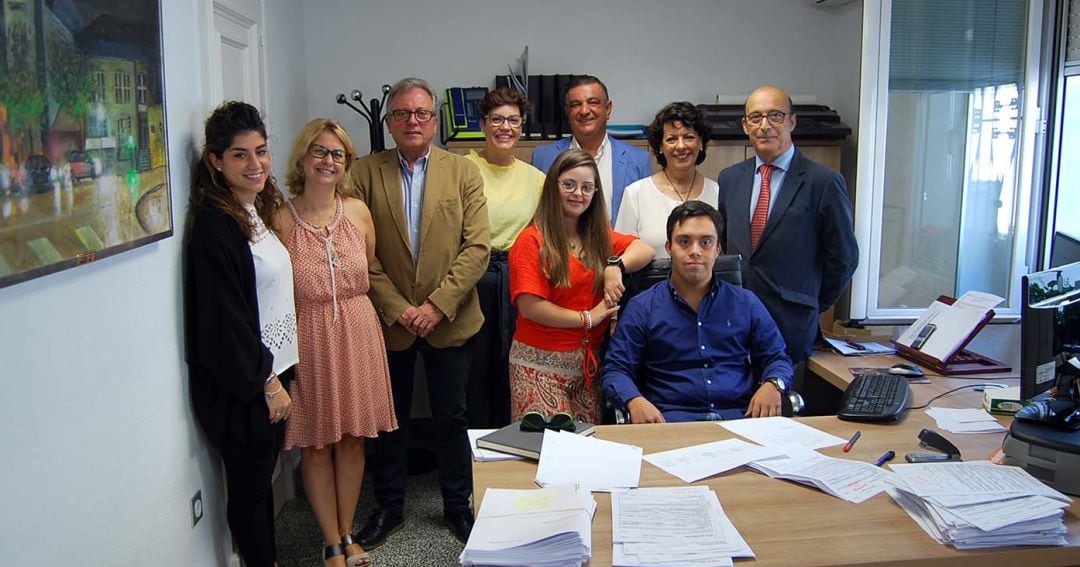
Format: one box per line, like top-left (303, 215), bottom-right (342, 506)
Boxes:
top-left (283, 196), bottom-right (397, 449)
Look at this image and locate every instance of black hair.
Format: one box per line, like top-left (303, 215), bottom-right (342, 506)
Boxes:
top-left (645, 101), bottom-right (712, 168)
top-left (564, 75), bottom-right (609, 105)
top-left (666, 200), bottom-right (724, 242)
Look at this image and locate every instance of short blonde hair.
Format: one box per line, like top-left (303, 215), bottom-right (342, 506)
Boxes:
top-left (285, 118), bottom-right (356, 196)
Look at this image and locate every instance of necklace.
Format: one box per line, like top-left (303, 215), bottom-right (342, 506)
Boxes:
top-left (662, 169), bottom-right (698, 202)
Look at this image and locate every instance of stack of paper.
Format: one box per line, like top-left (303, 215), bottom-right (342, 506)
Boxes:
top-left (748, 445), bottom-right (892, 503)
top-left (924, 408), bottom-right (1006, 434)
top-left (535, 429), bottom-right (643, 491)
top-left (824, 337), bottom-right (897, 356)
top-left (460, 484), bottom-right (595, 567)
top-left (887, 461), bottom-right (1072, 549)
top-left (611, 486), bottom-right (754, 567)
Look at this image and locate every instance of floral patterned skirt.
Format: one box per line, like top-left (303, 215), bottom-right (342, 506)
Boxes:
top-left (508, 340), bottom-right (600, 424)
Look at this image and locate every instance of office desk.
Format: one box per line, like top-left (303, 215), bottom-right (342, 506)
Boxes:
top-left (807, 350), bottom-right (1018, 409)
top-left (472, 417), bottom-right (1080, 566)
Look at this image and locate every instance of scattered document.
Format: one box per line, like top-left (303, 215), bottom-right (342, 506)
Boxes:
top-left (718, 416), bottom-right (847, 450)
top-left (925, 408), bottom-right (1007, 434)
top-left (468, 429), bottom-right (526, 462)
top-left (611, 486), bottom-right (753, 567)
top-left (887, 461), bottom-right (1072, 549)
top-left (824, 337), bottom-right (897, 356)
top-left (643, 438), bottom-right (785, 483)
top-left (535, 429), bottom-right (643, 491)
top-left (896, 291), bottom-right (1004, 361)
top-left (461, 484), bottom-right (594, 567)
top-left (748, 445), bottom-right (892, 503)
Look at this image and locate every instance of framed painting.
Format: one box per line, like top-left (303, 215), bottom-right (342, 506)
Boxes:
top-left (0, 0), bottom-right (170, 289)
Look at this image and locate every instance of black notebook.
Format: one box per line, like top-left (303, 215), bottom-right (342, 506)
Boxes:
top-left (476, 420), bottom-right (596, 460)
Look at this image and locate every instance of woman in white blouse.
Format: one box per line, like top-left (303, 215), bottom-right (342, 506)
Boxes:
top-left (185, 101), bottom-right (297, 567)
top-left (615, 102), bottom-right (718, 258)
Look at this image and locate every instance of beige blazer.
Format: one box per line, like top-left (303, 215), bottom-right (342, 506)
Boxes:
top-left (351, 147), bottom-right (490, 350)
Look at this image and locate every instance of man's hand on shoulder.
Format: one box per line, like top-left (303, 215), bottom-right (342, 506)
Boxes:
top-left (746, 383), bottom-right (782, 418)
top-left (627, 397), bottom-right (665, 424)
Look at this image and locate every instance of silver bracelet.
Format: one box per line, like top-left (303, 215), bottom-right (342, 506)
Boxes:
top-left (584, 309), bottom-right (593, 330)
top-left (264, 382), bottom-right (283, 399)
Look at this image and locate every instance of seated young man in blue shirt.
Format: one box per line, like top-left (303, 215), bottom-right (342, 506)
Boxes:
top-left (601, 201), bottom-right (794, 423)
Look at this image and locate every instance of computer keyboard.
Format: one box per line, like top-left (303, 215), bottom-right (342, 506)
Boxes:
top-left (838, 371), bottom-right (911, 422)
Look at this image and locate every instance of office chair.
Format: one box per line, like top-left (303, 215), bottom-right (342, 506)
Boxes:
top-left (609, 255), bottom-right (805, 422)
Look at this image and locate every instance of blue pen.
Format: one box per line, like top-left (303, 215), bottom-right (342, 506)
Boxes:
top-left (874, 451), bottom-right (895, 467)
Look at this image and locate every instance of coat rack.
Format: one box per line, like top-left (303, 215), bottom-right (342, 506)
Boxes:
top-left (336, 84), bottom-right (391, 153)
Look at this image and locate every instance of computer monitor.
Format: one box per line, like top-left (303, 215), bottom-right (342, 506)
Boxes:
top-left (1020, 261), bottom-right (1080, 401)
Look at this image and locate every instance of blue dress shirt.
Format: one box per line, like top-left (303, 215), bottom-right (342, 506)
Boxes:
top-left (749, 144), bottom-right (796, 220)
top-left (601, 277), bottom-right (794, 421)
top-left (398, 149), bottom-right (430, 261)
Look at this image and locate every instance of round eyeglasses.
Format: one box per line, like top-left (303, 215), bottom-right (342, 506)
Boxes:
top-left (308, 144), bottom-right (347, 164)
top-left (559, 179), bottom-right (596, 196)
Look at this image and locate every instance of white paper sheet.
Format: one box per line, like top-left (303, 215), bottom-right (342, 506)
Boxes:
top-left (535, 429), bottom-right (643, 491)
top-left (749, 445), bottom-right (891, 503)
top-left (718, 416), bottom-right (847, 450)
top-left (924, 408), bottom-right (1006, 434)
top-left (643, 438), bottom-right (786, 483)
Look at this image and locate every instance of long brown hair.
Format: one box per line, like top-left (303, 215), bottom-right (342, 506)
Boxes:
top-left (188, 101), bottom-right (284, 240)
top-left (534, 149), bottom-right (612, 293)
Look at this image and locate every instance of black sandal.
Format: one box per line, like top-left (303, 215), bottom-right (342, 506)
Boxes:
top-left (342, 534), bottom-right (373, 566)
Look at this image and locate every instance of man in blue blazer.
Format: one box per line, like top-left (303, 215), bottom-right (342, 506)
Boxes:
top-left (716, 85), bottom-right (858, 366)
top-left (531, 75), bottom-right (652, 223)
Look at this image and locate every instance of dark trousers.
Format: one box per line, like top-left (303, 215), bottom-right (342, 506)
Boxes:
top-left (219, 419), bottom-right (285, 567)
top-left (373, 339), bottom-right (473, 513)
top-left (468, 252), bottom-right (515, 428)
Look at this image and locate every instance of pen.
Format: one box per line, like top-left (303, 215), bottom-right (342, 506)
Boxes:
top-left (846, 341), bottom-right (867, 351)
top-left (875, 451), bottom-right (895, 467)
top-left (843, 430), bottom-right (861, 452)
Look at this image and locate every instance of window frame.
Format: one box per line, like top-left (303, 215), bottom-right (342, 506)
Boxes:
top-left (850, 0), bottom-right (1048, 323)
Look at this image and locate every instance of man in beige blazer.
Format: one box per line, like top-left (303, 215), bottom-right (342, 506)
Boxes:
top-left (352, 78), bottom-right (489, 548)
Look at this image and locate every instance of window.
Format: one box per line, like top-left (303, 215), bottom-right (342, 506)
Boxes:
top-left (136, 72), bottom-right (147, 105)
top-left (113, 71), bottom-right (132, 104)
top-left (1046, 2), bottom-right (1080, 267)
top-left (851, 0), bottom-right (1045, 321)
top-left (92, 70), bottom-right (105, 102)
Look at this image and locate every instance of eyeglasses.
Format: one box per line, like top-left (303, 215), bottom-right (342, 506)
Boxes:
top-left (308, 144), bottom-right (347, 164)
top-left (559, 179), bottom-right (596, 196)
top-left (744, 111), bottom-right (788, 126)
top-left (485, 114), bottom-right (523, 128)
top-left (389, 109), bottom-right (436, 123)
top-left (519, 411), bottom-right (577, 433)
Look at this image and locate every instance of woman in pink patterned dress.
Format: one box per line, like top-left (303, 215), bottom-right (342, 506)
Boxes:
top-left (275, 119), bottom-right (396, 567)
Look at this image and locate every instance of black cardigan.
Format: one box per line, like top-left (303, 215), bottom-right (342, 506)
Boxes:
top-left (184, 205), bottom-right (275, 447)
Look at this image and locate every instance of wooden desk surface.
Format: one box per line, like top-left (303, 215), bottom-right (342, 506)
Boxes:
top-left (807, 350), bottom-right (1019, 408)
top-left (472, 416), bottom-right (1080, 566)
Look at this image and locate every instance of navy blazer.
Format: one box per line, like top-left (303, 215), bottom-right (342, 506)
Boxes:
top-left (531, 136), bottom-right (653, 224)
top-left (716, 149), bottom-right (858, 363)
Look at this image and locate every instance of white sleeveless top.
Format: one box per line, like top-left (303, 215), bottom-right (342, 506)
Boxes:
top-left (244, 203), bottom-right (299, 376)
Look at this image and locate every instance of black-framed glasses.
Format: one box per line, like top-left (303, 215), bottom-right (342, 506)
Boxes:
top-left (559, 179), bottom-right (596, 196)
top-left (520, 411), bottom-right (577, 433)
top-left (485, 114), bottom-right (523, 128)
top-left (389, 109), bottom-right (436, 123)
top-left (744, 111), bottom-right (788, 126)
top-left (308, 144), bottom-right (347, 164)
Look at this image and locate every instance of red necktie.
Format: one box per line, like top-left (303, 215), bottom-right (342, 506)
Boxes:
top-left (750, 164), bottom-right (774, 249)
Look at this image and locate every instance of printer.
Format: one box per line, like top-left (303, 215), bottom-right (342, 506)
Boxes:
top-left (1003, 419), bottom-right (1080, 495)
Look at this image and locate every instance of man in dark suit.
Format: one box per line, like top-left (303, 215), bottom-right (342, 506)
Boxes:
top-left (352, 78), bottom-right (490, 547)
top-left (716, 85), bottom-right (858, 366)
top-left (531, 75), bottom-right (652, 223)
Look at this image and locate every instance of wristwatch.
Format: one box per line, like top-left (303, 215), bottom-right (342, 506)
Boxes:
top-left (606, 255), bottom-right (625, 274)
top-left (763, 377), bottom-right (786, 393)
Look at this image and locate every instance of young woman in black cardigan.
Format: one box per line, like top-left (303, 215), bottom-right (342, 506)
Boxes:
top-left (184, 101), bottom-right (298, 567)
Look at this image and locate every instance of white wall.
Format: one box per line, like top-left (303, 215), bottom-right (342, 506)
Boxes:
top-left (264, 0), bottom-right (309, 184)
top-left (0, 1), bottom-right (232, 565)
top-left (298, 0), bottom-right (863, 180)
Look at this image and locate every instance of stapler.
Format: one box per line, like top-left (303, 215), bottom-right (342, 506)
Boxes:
top-left (904, 428), bottom-right (963, 463)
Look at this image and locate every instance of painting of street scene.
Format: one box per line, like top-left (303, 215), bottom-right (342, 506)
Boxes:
top-left (0, 0), bottom-right (170, 289)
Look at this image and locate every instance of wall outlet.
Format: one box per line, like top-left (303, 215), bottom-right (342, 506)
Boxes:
top-left (191, 490), bottom-right (203, 527)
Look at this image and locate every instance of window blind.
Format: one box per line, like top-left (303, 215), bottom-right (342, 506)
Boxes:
top-left (889, 0), bottom-right (1028, 91)
top-left (1068, 0), bottom-right (1080, 65)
